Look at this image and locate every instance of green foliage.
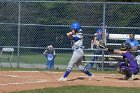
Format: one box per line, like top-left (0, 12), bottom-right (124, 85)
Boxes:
top-left (1, 1), bottom-right (140, 48)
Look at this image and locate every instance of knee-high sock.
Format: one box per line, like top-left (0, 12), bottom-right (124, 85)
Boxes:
top-left (84, 70), bottom-right (93, 76)
top-left (63, 69), bottom-right (71, 78)
top-left (83, 67), bottom-right (92, 76)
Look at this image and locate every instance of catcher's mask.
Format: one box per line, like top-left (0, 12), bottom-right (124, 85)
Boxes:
top-left (120, 42), bottom-right (131, 51)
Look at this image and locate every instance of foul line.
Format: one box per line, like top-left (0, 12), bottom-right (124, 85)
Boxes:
top-left (0, 79), bottom-right (48, 86)
top-left (3, 71), bottom-right (63, 73)
top-left (0, 74), bottom-right (21, 78)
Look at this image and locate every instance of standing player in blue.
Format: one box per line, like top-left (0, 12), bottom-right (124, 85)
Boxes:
top-left (86, 23), bottom-right (109, 70)
top-left (43, 45), bottom-right (56, 69)
top-left (58, 22), bottom-right (93, 81)
top-left (126, 34), bottom-right (139, 51)
top-left (104, 42), bottom-right (139, 80)
top-left (126, 34), bottom-right (139, 57)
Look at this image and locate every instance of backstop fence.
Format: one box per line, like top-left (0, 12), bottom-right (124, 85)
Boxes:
top-left (0, 0), bottom-right (140, 70)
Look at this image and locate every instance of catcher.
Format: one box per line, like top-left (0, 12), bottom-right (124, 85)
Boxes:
top-left (100, 42), bottom-right (139, 80)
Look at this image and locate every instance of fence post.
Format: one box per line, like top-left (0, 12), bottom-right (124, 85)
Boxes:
top-left (17, 2), bottom-right (21, 68)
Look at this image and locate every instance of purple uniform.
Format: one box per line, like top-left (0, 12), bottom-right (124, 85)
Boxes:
top-left (119, 51), bottom-right (139, 75)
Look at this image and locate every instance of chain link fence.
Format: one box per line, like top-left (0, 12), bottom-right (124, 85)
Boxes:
top-left (0, 1), bottom-right (140, 70)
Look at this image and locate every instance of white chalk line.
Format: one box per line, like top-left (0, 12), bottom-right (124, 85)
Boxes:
top-left (0, 71), bottom-right (50, 86)
top-left (0, 71), bottom-right (63, 79)
top-left (0, 71), bottom-right (136, 83)
top-left (0, 72), bottom-right (133, 87)
top-left (0, 71), bottom-right (60, 87)
top-left (0, 79), bottom-right (48, 86)
top-left (0, 74), bottom-right (21, 78)
top-left (1, 71), bottom-right (63, 73)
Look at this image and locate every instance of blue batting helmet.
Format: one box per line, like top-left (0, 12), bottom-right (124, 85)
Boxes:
top-left (70, 22), bottom-right (82, 32)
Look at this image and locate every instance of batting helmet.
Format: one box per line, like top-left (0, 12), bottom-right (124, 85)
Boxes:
top-left (70, 22), bottom-right (82, 32)
top-left (120, 42), bottom-right (131, 51)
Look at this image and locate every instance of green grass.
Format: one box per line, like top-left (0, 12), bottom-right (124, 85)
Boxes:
top-left (0, 67), bottom-right (66, 72)
top-left (1, 52), bottom-right (101, 66)
top-left (0, 67), bottom-right (42, 71)
top-left (10, 53), bottom-right (72, 65)
top-left (12, 85), bottom-right (140, 93)
top-left (0, 67), bottom-right (116, 73)
top-left (1, 53), bottom-right (72, 66)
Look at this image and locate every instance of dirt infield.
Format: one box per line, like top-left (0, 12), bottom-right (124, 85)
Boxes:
top-left (0, 71), bottom-right (140, 93)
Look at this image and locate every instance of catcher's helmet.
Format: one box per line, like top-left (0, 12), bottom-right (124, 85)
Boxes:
top-left (70, 22), bottom-right (82, 32)
top-left (120, 42), bottom-right (131, 51)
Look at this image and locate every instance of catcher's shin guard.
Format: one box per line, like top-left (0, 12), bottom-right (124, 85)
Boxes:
top-left (121, 68), bottom-right (132, 77)
top-left (117, 67), bottom-right (121, 73)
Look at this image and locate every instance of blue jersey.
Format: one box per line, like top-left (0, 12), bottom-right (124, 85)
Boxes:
top-left (95, 28), bottom-right (109, 41)
top-left (71, 33), bottom-right (83, 50)
top-left (126, 39), bottom-right (139, 47)
top-left (46, 54), bottom-right (55, 61)
top-left (44, 48), bottom-right (55, 58)
top-left (95, 28), bottom-right (103, 40)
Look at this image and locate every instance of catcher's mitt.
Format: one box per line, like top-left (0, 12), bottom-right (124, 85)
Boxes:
top-left (99, 42), bottom-right (106, 49)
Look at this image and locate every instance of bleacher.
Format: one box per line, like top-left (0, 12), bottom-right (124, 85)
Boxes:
top-left (83, 34), bottom-right (140, 70)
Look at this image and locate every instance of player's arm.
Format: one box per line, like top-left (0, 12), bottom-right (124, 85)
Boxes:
top-left (93, 34), bottom-right (99, 46)
top-left (113, 49), bottom-right (124, 54)
top-left (43, 50), bottom-right (47, 55)
top-left (53, 50), bottom-right (56, 57)
top-left (107, 47), bottom-right (126, 55)
top-left (99, 45), bottom-right (124, 55)
top-left (131, 46), bottom-right (138, 51)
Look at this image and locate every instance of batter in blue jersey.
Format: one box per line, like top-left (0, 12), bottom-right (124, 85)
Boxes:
top-left (58, 22), bottom-right (93, 81)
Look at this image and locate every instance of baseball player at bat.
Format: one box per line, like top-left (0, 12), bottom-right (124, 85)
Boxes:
top-left (58, 21), bottom-right (94, 81)
top-left (100, 42), bottom-right (139, 80)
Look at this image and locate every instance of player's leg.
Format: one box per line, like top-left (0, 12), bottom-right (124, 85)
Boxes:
top-left (47, 61), bottom-right (51, 69)
top-left (118, 66), bottom-right (132, 80)
top-left (85, 51), bottom-right (96, 70)
top-left (127, 67), bottom-right (139, 80)
top-left (50, 60), bottom-right (54, 69)
top-left (118, 61), bottom-right (127, 67)
top-left (85, 63), bottom-right (94, 70)
top-left (58, 51), bottom-right (80, 81)
top-left (63, 52), bottom-right (81, 77)
top-left (76, 58), bottom-right (93, 77)
top-left (78, 65), bottom-right (93, 77)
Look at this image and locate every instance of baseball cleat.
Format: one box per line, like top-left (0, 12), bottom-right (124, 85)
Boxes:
top-left (123, 76), bottom-right (130, 80)
top-left (128, 74), bottom-right (135, 80)
top-left (123, 74), bottom-right (135, 80)
top-left (88, 74), bottom-right (94, 80)
top-left (58, 77), bottom-right (67, 81)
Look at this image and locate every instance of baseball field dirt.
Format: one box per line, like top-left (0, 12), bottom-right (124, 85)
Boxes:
top-left (0, 71), bottom-right (140, 93)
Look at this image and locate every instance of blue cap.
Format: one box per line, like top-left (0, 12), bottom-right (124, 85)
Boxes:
top-left (96, 28), bottom-right (103, 33)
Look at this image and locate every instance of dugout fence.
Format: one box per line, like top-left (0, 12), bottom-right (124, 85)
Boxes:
top-left (0, 0), bottom-right (140, 70)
